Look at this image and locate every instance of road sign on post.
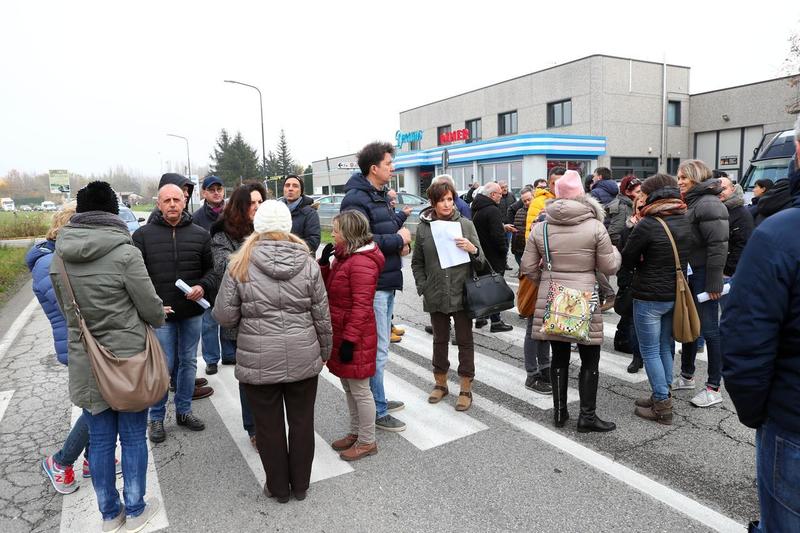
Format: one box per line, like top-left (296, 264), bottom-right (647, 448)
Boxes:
top-left (442, 150), bottom-right (449, 172)
top-left (49, 169), bottom-right (69, 194)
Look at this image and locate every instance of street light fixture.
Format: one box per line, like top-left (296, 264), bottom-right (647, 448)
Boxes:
top-left (166, 133), bottom-right (193, 209)
top-left (223, 79), bottom-right (268, 193)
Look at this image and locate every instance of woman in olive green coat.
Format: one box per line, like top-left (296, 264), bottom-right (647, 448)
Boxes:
top-left (411, 178), bottom-right (485, 411)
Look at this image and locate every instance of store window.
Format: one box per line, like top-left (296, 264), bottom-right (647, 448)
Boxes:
top-left (466, 118), bottom-right (482, 143)
top-left (437, 125), bottom-right (451, 146)
top-left (477, 160), bottom-right (523, 191)
top-left (610, 157), bottom-right (658, 180)
top-left (547, 99), bottom-right (572, 128)
top-left (498, 111), bottom-right (518, 136)
top-left (547, 159), bottom-right (590, 180)
top-left (667, 101), bottom-right (681, 127)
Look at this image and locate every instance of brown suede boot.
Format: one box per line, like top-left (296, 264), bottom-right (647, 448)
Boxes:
top-left (339, 441), bottom-right (378, 461)
top-left (634, 397), bottom-right (673, 425)
top-left (455, 376), bottom-right (473, 411)
top-left (634, 395), bottom-right (654, 408)
top-left (330, 433), bottom-right (358, 451)
top-left (428, 373), bottom-right (449, 404)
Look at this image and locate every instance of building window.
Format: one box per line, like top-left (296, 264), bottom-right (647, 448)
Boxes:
top-left (547, 99), bottom-right (572, 128)
top-left (466, 118), bottom-right (482, 143)
top-left (408, 140), bottom-right (420, 151)
top-left (498, 111), bottom-right (518, 136)
top-left (437, 125), bottom-right (451, 146)
top-left (610, 157), bottom-right (658, 180)
top-left (667, 101), bottom-right (681, 127)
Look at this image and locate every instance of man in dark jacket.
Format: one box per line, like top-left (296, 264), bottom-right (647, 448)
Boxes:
top-left (471, 182), bottom-right (514, 332)
top-left (192, 175), bottom-right (226, 374)
top-left (340, 141), bottom-right (411, 433)
top-left (133, 184), bottom-right (216, 443)
top-left (280, 175), bottom-right (321, 254)
top-left (718, 177), bottom-right (754, 277)
top-left (721, 124), bottom-right (800, 531)
top-left (589, 167), bottom-right (618, 309)
top-left (753, 178), bottom-right (793, 226)
top-left (147, 173), bottom-right (195, 223)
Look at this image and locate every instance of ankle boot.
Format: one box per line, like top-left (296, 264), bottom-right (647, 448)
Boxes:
top-left (634, 397), bottom-right (673, 425)
top-left (577, 368), bottom-right (616, 433)
top-left (455, 376), bottom-right (473, 411)
top-left (627, 354), bottom-right (643, 373)
top-left (550, 367), bottom-right (570, 427)
top-left (428, 373), bottom-right (449, 403)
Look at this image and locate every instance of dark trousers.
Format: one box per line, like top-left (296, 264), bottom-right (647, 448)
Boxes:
top-left (241, 376), bottom-right (318, 498)
top-left (550, 341), bottom-right (600, 372)
top-left (431, 311), bottom-right (475, 378)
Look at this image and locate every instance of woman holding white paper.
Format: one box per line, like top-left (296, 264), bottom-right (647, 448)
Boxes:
top-left (412, 179), bottom-right (486, 411)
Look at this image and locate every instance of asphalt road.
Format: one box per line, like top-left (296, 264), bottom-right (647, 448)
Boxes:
top-left (0, 260), bottom-right (756, 533)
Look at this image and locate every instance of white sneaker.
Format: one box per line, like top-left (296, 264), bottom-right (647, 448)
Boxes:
top-left (690, 388), bottom-right (723, 408)
top-left (672, 375), bottom-right (696, 390)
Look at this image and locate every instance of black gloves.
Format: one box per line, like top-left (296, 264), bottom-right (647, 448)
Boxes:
top-left (339, 340), bottom-right (354, 363)
top-left (319, 243), bottom-right (334, 266)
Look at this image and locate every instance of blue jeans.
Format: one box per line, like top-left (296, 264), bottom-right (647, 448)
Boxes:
top-left (54, 412), bottom-right (90, 467)
top-left (754, 419), bottom-right (800, 531)
top-left (150, 315), bottom-right (202, 420)
top-left (226, 339), bottom-right (255, 436)
top-left (524, 316), bottom-right (550, 377)
top-left (633, 299), bottom-right (675, 401)
top-left (83, 408), bottom-right (148, 520)
top-left (679, 266), bottom-right (722, 387)
top-left (370, 290), bottom-right (394, 418)
top-left (201, 307), bottom-right (221, 365)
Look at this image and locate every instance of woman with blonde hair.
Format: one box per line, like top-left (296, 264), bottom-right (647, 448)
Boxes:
top-left (319, 210), bottom-right (384, 461)
top-left (214, 200), bottom-right (332, 503)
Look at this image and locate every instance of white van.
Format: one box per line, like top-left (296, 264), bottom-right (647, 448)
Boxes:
top-left (41, 201), bottom-right (57, 211)
top-left (1, 198), bottom-right (14, 211)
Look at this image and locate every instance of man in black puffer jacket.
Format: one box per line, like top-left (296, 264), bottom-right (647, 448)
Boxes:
top-left (280, 175), bottom-right (321, 254)
top-left (133, 183), bottom-right (217, 443)
top-left (340, 141), bottom-right (412, 433)
top-left (147, 173), bottom-right (195, 223)
top-left (471, 182), bottom-right (514, 332)
top-left (718, 177), bottom-right (753, 276)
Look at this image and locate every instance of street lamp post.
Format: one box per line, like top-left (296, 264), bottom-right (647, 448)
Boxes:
top-left (224, 80), bottom-right (267, 185)
top-left (166, 133), bottom-right (193, 209)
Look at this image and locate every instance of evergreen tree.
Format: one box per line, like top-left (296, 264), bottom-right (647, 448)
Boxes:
top-left (209, 129), bottom-right (261, 187)
top-left (276, 130), bottom-right (294, 177)
top-left (302, 164), bottom-right (313, 192)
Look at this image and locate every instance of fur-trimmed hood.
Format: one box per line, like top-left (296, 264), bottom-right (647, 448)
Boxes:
top-left (544, 194), bottom-right (605, 226)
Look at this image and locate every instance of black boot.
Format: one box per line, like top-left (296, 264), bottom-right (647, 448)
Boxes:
top-left (577, 368), bottom-right (616, 433)
top-left (626, 354), bottom-right (643, 373)
top-left (550, 367), bottom-right (570, 428)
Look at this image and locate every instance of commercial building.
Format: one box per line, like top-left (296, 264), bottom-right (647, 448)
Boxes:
top-left (312, 55), bottom-right (798, 195)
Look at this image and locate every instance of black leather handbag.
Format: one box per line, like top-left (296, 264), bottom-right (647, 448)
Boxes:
top-left (464, 265), bottom-right (516, 319)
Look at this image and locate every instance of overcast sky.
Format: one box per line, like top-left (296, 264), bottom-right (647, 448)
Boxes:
top-left (1, 0), bottom-right (798, 178)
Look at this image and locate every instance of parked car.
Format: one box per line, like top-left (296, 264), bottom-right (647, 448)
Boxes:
top-left (118, 205), bottom-right (145, 233)
top-left (19, 205), bottom-right (32, 212)
top-left (740, 129), bottom-right (797, 203)
top-left (315, 192), bottom-right (430, 235)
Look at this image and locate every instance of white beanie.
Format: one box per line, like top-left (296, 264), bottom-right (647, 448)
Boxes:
top-left (253, 200), bottom-right (292, 234)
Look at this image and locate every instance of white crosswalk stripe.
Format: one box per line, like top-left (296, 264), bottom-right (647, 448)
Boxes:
top-left (320, 368), bottom-right (488, 451)
top-left (471, 322), bottom-right (649, 383)
top-left (0, 390), bottom-right (13, 425)
top-left (211, 362), bottom-right (354, 485)
top-left (59, 407), bottom-right (169, 533)
top-left (395, 327), bottom-right (578, 408)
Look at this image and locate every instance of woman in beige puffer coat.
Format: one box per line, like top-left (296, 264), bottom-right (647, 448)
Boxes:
top-left (521, 170), bottom-right (621, 433)
top-left (214, 200), bottom-right (332, 503)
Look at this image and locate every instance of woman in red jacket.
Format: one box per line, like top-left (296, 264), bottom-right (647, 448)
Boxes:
top-left (319, 210), bottom-right (385, 461)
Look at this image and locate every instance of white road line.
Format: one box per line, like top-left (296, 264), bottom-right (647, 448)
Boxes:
top-left (209, 362), bottom-right (353, 485)
top-left (59, 407), bottom-right (169, 533)
top-left (470, 323), bottom-right (648, 383)
top-left (0, 298), bottom-right (38, 363)
top-left (320, 367), bottom-right (488, 451)
top-left (389, 355), bottom-right (743, 533)
top-left (397, 327), bottom-right (578, 409)
top-left (0, 390), bottom-right (14, 424)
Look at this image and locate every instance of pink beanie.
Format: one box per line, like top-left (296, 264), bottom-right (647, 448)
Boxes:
top-left (554, 170), bottom-right (584, 199)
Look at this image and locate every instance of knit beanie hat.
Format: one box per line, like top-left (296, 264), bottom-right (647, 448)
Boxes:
top-left (284, 175), bottom-right (304, 196)
top-left (76, 181), bottom-right (119, 214)
top-left (554, 170), bottom-right (584, 199)
top-left (253, 200), bottom-right (292, 233)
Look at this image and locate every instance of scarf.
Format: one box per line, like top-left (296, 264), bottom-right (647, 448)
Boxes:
top-left (640, 198), bottom-right (687, 218)
top-left (281, 197), bottom-right (303, 212)
top-left (70, 211), bottom-right (128, 231)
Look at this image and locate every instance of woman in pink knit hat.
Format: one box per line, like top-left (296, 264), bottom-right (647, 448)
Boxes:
top-left (520, 170), bottom-right (622, 432)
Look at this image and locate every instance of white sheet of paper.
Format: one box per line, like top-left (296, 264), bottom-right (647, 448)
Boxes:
top-left (430, 220), bottom-right (470, 269)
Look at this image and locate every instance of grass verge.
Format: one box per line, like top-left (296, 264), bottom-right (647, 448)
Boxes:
top-left (0, 212), bottom-right (52, 239)
top-left (0, 246), bottom-right (29, 304)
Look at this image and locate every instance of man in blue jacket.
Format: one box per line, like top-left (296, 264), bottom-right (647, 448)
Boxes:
top-left (721, 116), bottom-right (800, 532)
top-left (341, 142), bottom-right (412, 433)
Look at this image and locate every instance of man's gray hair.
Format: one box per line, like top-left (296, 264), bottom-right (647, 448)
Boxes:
top-left (432, 174), bottom-right (455, 186)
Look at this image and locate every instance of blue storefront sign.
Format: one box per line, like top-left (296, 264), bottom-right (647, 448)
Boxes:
top-left (395, 129), bottom-right (423, 148)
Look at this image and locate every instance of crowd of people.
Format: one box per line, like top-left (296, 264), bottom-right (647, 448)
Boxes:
top-left (26, 116), bottom-right (800, 532)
